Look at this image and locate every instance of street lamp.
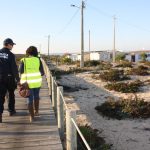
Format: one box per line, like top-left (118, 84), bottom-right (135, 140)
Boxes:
top-left (71, 0), bottom-right (85, 68)
top-left (47, 35), bottom-right (50, 56)
top-left (45, 35), bottom-right (50, 56)
top-left (113, 16), bottom-right (116, 63)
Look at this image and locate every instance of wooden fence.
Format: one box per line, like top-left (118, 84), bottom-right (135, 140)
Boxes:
top-left (42, 59), bottom-right (91, 150)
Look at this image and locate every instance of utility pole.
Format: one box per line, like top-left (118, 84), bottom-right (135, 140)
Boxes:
top-left (88, 30), bottom-right (91, 61)
top-left (48, 35), bottom-right (50, 56)
top-left (89, 30), bottom-right (90, 52)
top-left (113, 16), bottom-right (116, 63)
top-left (71, 0), bottom-right (85, 68)
top-left (80, 0), bottom-right (85, 67)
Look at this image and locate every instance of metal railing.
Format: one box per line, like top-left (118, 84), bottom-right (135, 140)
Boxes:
top-left (42, 59), bottom-right (91, 150)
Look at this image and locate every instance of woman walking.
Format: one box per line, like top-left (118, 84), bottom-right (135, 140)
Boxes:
top-left (19, 46), bottom-right (44, 122)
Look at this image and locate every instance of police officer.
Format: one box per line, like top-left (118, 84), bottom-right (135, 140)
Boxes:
top-left (0, 38), bottom-right (20, 123)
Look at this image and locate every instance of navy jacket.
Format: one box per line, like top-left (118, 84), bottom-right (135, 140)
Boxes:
top-left (0, 48), bottom-right (20, 82)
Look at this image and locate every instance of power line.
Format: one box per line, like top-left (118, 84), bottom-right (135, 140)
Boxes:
top-left (118, 18), bottom-right (150, 33)
top-left (87, 3), bottom-right (112, 18)
top-left (57, 9), bottom-right (80, 35)
top-left (87, 3), bottom-right (150, 33)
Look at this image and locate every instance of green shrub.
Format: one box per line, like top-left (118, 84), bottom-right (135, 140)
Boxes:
top-left (61, 57), bottom-right (72, 64)
top-left (140, 52), bottom-right (147, 61)
top-left (75, 61), bottom-right (80, 67)
top-left (116, 61), bottom-right (132, 68)
top-left (42, 55), bottom-right (51, 62)
top-left (84, 60), bottom-right (100, 67)
top-left (127, 66), bottom-right (149, 75)
top-left (99, 69), bottom-right (129, 82)
top-left (78, 125), bottom-right (111, 150)
top-left (105, 80), bottom-right (142, 93)
top-left (96, 62), bottom-right (112, 70)
top-left (51, 67), bottom-right (90, 79)
top-left (95, 95), bottom-right (150, 119)
top-left (115, 53), bottom-right (126, 62)
top-left (143, 61), bottom-right (150, 66)
top-left (138, 65), bottom-right (148, 70)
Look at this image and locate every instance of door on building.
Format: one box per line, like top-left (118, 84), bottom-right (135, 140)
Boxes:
top-left (131, 55), bottom-right (135, 62)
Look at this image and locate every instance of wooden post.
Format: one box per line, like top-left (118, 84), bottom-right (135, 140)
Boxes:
top-left (66, 109), bottom-right (77, 150)
top-left (47, 70), bottom-right (51, 95)
top-left (44, 63), bottom-right (47, 77)
top-left (54, 78), bottom-right (57, 113)
top-left (49, 72), bottom-right (52, 95)
top-left (42, 59), bottom-right (52, 95)
top-left (57, 86), bottom-right (64, 140)
top-left (50, 72), bottom-right (53, 98)
top-left (52, 76), bottom-right (55, 108)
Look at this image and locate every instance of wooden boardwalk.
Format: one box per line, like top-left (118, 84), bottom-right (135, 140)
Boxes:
top-left (0, 76), bottom-right (63, 150)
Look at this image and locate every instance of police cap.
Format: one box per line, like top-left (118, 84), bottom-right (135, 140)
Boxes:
top-left (3, 38), bottom-right (16, 45)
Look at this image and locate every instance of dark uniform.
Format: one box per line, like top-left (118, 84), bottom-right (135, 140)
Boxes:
top-left (0, 47), bottom-right (20, 115)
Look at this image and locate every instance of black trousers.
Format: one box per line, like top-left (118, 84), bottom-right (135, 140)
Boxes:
top-left (7, 89), bottom-right (15, 112)
top-left (0, 76), bottom-right (16, 114)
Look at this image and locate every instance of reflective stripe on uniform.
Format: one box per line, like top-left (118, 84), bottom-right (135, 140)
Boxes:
top-left (20, 57), bottom-right (42, 88)
top-left (21, 78), bottom-right (42, 84)
top-left (21, 72), bottom-right (41, 78)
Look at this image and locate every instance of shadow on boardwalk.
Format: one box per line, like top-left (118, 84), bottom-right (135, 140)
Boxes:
top-left (0, 76), bottom-right (63, 150)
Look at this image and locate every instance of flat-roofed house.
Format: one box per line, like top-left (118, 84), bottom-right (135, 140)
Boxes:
top-left (125, 50), bottom-right (150, 62)
top-left (90, 51), bottom-right (112, 62)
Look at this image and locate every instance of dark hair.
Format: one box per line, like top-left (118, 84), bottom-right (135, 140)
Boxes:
top-left (26, 46), bottom-right (38, 57)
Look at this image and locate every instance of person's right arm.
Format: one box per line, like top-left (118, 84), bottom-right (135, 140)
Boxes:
top-left (19, 61), bottom-right (24, 74)
top-left (10, 54), bottom-right (20, 82)
top-left (39, 59), bottom-right (44, 76)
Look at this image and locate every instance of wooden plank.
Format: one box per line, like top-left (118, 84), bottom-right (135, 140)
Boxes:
top-left (0, 76), bottom-right (63, 150)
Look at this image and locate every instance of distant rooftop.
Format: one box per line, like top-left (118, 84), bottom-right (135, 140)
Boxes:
top-left (126, 50), bottom-right (150, 54)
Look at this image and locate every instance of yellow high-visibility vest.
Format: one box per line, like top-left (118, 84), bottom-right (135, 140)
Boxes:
top-left (20, 57), bottom-right (42, 88)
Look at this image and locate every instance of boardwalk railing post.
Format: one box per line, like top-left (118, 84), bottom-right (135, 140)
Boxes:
top-left (66, 109), bottom-right (77, 150)
top-left (49, 72), bottom-right (52, 95)
top-left (57, 86), bottom-right (64, 140)
top-left (52, 76), bottom-right (55, 108)
top-left (54, 79), bottom-right (57, 113)
top-left (45, 63), bottom-right (48, 77)
top-left (47, 70), bottom-right (51, 95)
top-left (50, 74), bottom-right (53, 98)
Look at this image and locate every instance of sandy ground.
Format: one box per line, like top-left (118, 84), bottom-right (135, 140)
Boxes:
top-left (58, 71), bottom-right (150, 150)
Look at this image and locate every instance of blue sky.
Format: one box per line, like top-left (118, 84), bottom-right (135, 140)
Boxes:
top-left (0, 0), bottom-right (150, 54)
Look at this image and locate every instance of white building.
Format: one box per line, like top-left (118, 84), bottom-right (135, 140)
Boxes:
top-left (66, 51), bottom-right (112, 62)
top-left (66, 54), bottom-right (79, 61)
top-left (90, 51), bottom-right (111, 61)
top-left (125, 50), bottom-right (150, 62)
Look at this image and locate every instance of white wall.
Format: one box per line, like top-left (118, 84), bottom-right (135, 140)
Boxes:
top-left (90, 52), bottom-right (111, 61)
top-left (147, 53), bottom-right (150, 61)
top-left (67, 54), bottom-right (79, 61)
top-left (100, 52), bottom-right (111, 61)
top-left (90, 53), bottom-right (100, 60)
top-left (125, 55), bottom-right (131, 61)
top-left (125, 52), bottom-right (150, 62)
top-left (77, 54), bottom-right (81, 61)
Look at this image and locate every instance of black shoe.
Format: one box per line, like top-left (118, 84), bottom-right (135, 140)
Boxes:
top-left (9, 110), bottom-right (16, 116)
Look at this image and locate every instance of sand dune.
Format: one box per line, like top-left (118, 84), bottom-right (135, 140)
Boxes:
top-left (59, 71), bottom-right (150, 150)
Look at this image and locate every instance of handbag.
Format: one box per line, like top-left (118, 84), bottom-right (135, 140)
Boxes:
top-left (19, 58), bottom-right (30, 98)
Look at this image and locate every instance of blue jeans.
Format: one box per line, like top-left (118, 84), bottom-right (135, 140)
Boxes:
top-left (27, 88), bottom-right (40, 105)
